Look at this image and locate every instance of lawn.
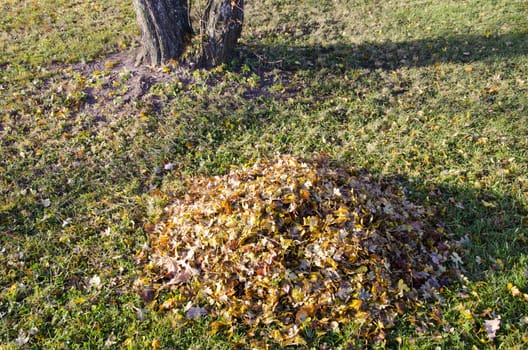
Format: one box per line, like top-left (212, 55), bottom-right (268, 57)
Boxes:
top-left (1, 0), bottom-right (527, 348)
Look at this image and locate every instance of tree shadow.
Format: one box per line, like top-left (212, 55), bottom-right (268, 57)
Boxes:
top-left (389, 175), bottom-right (527, 347)
top-left (389, 174), bottom-right (527, 276)
top-left (240, 32), bottom-right (528, 71)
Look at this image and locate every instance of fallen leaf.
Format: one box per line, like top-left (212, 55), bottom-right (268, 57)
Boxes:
top-left (295, 304), bottom-right (316, 324)
top-left (15, 330), bottom-right (30, 346)
top-left (481, 200), bottom-right (495, 207)
top-left (186, 306), bottom-right (208, 320)
top-left (507, 283), bottom-right (521, 297)
top-left (484, 317), bottom-right (501, 341)
top-left (151, 338), bottom-right (161, 349)
top-left (486, 86), bottom-right (500, 94)
top-left (88, 275), bottom-right (102, 290)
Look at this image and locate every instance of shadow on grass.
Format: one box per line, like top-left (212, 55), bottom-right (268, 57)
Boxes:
top-left (241, 32), bottom-right (528, 71)
top-left (398, 179), bottom-right (526, 347)
top-left (392, 176), bottom-right (527, 276)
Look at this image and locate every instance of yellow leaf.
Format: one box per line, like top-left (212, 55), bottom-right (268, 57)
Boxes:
top-left (487, 86), bottom-right (500, 94)
top-left (283, 193), bottom-right (296, 204)
top-left (522, 331), bottom-right (528, 343)
top-left (151, 339), bottom-right (161, 349)
top-left (292, 288), bottom-right (304, 303)
top-left (397, 279), bottom-right (410, 297)
top-left (8, 283), bottom-right (17, 293)
top-left (481, 200), bottom-right (496, 208)
top-left (334, 207), bottom-right (349, 224)
top-left (282, 334), bottom-right (307, 347)
top-left (269, 329), bottom-right (283, 343)
top-left (461, 308), bottom-right (473, 320)
top-left (350, 299), bottom-right (362, 311)
top-left (507, 283), bottom-right (520, 296)
top-left (105, 61), bottom-right (118, 69)
top-left (74, 297), bottom-right (86, 304)
top-left (354, 311), bottom-right (370, 321)
top-left (160, 297), bottom-right (181, 310)
top-left (208, 320), bottom-right (229, 335)
top-left (326, 256), bottom-right (338, 269)
top-left (475, 137), bottom-right (488, 145)
top-left (334, 207), bottom-right (349, 217)
top-left (139, 112), bottom-right (149, 121)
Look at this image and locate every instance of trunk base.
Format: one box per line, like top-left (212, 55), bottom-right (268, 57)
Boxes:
top-left (134, 0), bottom-right (244, 67)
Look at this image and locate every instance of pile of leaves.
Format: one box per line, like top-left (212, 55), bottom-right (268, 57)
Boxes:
top-left (147, 155), bottom-right (457, 346)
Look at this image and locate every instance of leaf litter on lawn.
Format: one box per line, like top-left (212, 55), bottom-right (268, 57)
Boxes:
top-left (143, 155), bottom-right (461, 346)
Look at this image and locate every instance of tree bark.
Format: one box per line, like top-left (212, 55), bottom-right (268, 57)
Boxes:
top-left (133, 0), bottom-right (243, 67)
top-left (198, 0), bottom-right (244, 67)
top-left (133, 0), bottom-right (193, 66)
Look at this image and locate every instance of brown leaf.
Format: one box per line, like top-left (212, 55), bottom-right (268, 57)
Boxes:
top-left (295, 304), bottom-right (316, 324)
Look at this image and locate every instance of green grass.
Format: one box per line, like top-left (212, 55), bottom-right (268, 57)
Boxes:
top-left (1, 0), bottom-right (527, 348)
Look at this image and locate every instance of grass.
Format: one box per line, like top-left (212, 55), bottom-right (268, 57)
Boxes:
top-left (1, 0), bottom-right (527, 348)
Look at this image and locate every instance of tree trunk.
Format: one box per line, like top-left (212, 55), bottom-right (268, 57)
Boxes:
top-left (133, 0), bottom-right (244, 67)
top-left (198, 0), bottom-right (244, 67)
top-left (133, 0), bottom-right (193, 66)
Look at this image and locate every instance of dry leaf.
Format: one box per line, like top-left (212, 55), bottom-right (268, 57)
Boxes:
top-left (484, 317), bottom-right (501, 341)
top-left (88, 275), bottom-right (102, 290)
top-left (186, 306), bottom-right (208, 320)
